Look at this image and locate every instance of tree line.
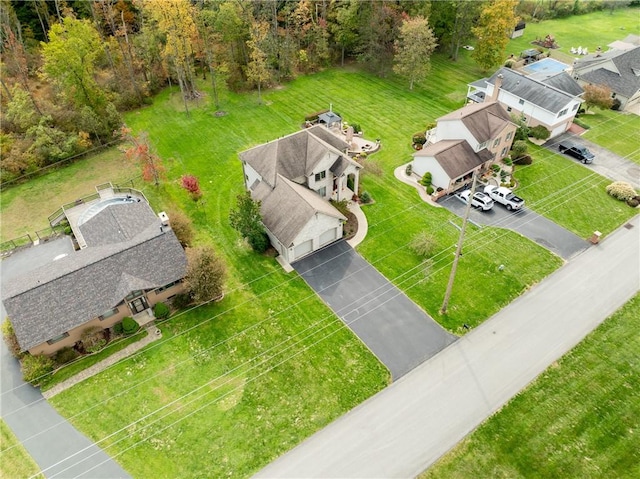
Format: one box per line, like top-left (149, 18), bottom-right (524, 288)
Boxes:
top-left (0, 0), bottom-right (629, 183)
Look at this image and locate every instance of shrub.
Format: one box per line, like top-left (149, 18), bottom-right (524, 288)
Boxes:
top-left (426, 185), bottom-right (434, 195)
top-left (491, 164), bottom-right (501, 173)
top-left (167, 209), bottom-right (194, 247)
top-left (360, 191), bottom-right (372, 204)
top-left (513, 154), bottom-right (533, 165)
top-left (627, 198), bottom-right (639, 208)
top-left (412, 131), bottom-right (427, 146)
top-left (54, 346), bottom-right (79, 366)
top-left (153, 302), bottom-right (170, 320)
top-left (171, 293), bottom-right (192, 310)
top-left (425, 121), bottom-right (437, 131)
top-left (419, 172), bottom-right (432, 187)
top-left (350, 123), bottom-right (361, 133)
top-left (304, 109), bottom-right (329, 122)
top-left (2, 319), bottom-right (22, 358)
top-left (405, 163), bottom-right (412, 176)
top-left (606, 181), bottom-right (637, 201)
top-left (185, 246), bottom-right (226, 303)
top-left (573, 118), bottom-right (590, 130)
top-left (410, 232), bottom-right (437, 257)
top-left (529, 125), bottom-right (551, 140)
top-left (503, 157), bottom-right (513, 166)
top-left (505, 60), bottom-right (514, 68)
top-left (64, 226), bottom-right (72, 235)
top-left (359, 152), bottom-right (367, 159)
top-left (122, 316), bottom-right (139, 335)
top-left (113, 321), bottom-right (124, 335)
top-left (511, 140), bottom-right (528, 159)
top-left (20, 354), bottom-right (54, 385)
top-left (81, 326), bottom-right (106, 353)
top-left (611, 98), bottom-right (621, 111)
top-left (330, 199), bottom-right (350, 215)
top-left (500, 170), bottom-right (507, 180)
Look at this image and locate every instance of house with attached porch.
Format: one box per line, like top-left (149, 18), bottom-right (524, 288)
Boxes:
top-left (239, 125), bottom-right (361, 263)
top-left (2, 186), bottom-right (187, 356)
top-left (412, 101), bottom-right (516, 194)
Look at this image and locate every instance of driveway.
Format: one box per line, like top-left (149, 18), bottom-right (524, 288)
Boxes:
top-left (437, 193), bottom-right (589, 260)
top-left (256, 216), bottom-right (639, 479)
top-left (0, 237), bottom-right (130, 478)
top-left (545, 132), bottom-right (640, 189)
top-left (292, 240), bottom-right (457, 380)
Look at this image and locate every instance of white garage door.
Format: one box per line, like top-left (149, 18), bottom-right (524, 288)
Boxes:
top-left (293, 239), bottom-right (313, 260)
top-left (319, 228), bottom-right (337, 246)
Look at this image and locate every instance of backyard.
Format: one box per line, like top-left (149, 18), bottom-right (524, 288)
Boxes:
top-left (1, 7), bottom-right (639, 477)
top-left (422, 293), bottom-right (640, 479)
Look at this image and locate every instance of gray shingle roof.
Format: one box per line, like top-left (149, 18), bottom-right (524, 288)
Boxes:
top-left (2, 204), bottom-right (187, 351)
top-left (413, 140), bottom-right (493, 179)
top-left (252, 175), bottom-right (345, 247)
top-left (438, 101), bottom-right (513, 143)
top-left (80, 201), bottom-right (157, 247)
top-left (540, 72), bottom-right (584, 96)
top-left (575, 46), bottom-right (640, 98)
top-left (487, 68), bottom-right (580, 114)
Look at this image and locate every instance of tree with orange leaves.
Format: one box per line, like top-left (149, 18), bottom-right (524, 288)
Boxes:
top-left (120, 127), bottom-right (165, 186)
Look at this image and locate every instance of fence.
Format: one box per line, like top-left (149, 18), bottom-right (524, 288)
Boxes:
top-left (1, 234), bottom-right (34, 257)
top-left (35, 226), bottom-right (63, 243)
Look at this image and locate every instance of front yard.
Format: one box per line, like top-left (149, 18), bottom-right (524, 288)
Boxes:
top-left (0, 419), bottom-right (43, 479)
top-left (582, 109), bottom-right (640, 165)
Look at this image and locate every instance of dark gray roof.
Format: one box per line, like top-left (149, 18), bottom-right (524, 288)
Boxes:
top-left (80, 201), bottom-right (157, 247)
top-left (413, 140), bottom-right (493, 178)
top-left (540, 72), bottom-right (584, 96)
top-left (487, 68), bottom-right (580, 114)
top-left (252, 175), bottom-right (345, 248)
top-left (575, 46), bottom-right (640, 98)
top-left (3, 204), bottom-right (187, 351)
top-left (438, 101), bottom-right (514, 143)
top-left (318, 112), bottom-right (342, 125)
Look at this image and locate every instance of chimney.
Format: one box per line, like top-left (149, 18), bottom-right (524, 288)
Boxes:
top-left (491, 73), bottom-right (503, 102)
top-left (158, 211), bottom-right (170, 230)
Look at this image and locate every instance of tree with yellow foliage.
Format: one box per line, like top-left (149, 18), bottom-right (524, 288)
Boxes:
top-left (472, 0), bottom-right (519, 71)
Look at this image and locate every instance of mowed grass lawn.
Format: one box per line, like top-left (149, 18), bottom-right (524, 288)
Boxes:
top-left (582, 109), bottom-right (640, 165)
top-left (422, 293), bottom-right (640, 479)
top-left (0, 419), bottom-right (43, 479)
top-left (515, 143), bottom-right (638, 239)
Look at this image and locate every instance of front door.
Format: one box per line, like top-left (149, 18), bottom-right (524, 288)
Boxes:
top-left (129, 296), bottom-right (148, 314)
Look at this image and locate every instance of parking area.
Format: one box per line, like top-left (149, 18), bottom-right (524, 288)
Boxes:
top-left (544, 132), bottom-right (640, 189)
top-left (437, 193), bottom-right (589, 260)
top-left (292, 241), bottom-right (457, 381)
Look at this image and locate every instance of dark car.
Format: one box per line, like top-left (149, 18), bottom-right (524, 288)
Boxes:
top-left (558, 141), bottom-right (594, 164)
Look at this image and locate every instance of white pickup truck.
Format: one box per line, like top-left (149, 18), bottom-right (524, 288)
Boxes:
top-left (483, 185), bottom-right (525, 211)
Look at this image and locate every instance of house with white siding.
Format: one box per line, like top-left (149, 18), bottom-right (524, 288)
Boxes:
top-left (239, 125), bottom-right (361, 263)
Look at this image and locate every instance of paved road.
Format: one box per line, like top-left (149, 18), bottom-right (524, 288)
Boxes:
top-left (256, 216), bottom-right (639, 478)
top-left (546, 132), bottom-right (640, 189)
top-left (293, 241), bottom-right (457, 380)
top-left (438, 193), bottom-right (589, 260)
top-left (0, 238), bottom-right (130, 479)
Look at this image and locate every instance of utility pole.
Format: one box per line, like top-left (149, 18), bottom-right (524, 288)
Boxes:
top-left (440, 171), bottom-right (478, 314)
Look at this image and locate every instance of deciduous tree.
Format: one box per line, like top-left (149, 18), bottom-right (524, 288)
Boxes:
top-left (121, 127), bottom-right (165, 186)
top-left (184, 246), bottom-right (226, 304)
top-left (229, 191), bottom-right (269, 253)
top-left (181, 174), bottom-right (202, 201)
top-left (472, 0), bottom-right (518, 70)
top-left (245, 20), bottom-right (271, 104)
top-left (393, 15), bottom-right (437, 90)
top-left (583, 84), bottom-right (614, 111)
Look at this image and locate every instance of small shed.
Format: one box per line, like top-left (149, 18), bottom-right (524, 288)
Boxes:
top-left (318, 111), bottom-right (342, 128)
top-left (511, 21), bottom-right (526, 39)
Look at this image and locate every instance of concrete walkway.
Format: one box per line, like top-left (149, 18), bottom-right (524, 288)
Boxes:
top-left (255, 215), bottom-right (639, 478)
top-left (42, 326), bottom-right (162, 399)
top-left (393, 165), bottom-right (442, 207)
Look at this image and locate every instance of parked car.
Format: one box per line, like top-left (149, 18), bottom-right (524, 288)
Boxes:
top-left (558, 141), bottom-right (594, 164)
top-left (483, 185), bottom-right (525, 211)
top-left (458, 190), bottom-right (494, 211)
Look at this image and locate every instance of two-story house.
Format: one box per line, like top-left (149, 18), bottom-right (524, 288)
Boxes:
top-left (469, 67), bottom-right (584, 138)
top-left (239, 125), bottom-right (362, 263)
top-left (412, 101), bottom-right (517, 194)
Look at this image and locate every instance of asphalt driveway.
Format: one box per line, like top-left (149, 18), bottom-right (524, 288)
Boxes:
top-left (0, 237), bottom-right (130, 478)
top-left (437, 193), bottom-right (589, 260)
top-left (545, 132), bottom-right (640, 189)
top-left (292, 241), bottom-right (457, 380)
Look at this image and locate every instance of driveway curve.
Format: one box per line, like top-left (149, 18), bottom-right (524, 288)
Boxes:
top-left (292, 240), bottom-right (457, 380)
top-left (0, 237), bottom-right (130, 478)
top-left (437, 193), bottom-right (589, 260)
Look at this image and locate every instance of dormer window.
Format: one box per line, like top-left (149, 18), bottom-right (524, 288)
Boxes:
top-left (314, 171), bottom-right (326, 182)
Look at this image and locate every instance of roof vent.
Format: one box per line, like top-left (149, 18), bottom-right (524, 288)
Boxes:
top-left (158, 211), bottom-right (169, 227)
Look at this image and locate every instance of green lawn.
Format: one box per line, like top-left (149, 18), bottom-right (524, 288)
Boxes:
top-left (506, 7), bottom-right (640, 61)
top-left (582, 109), bottom-right (640, 165)
top-left (422, 293), bottom-right (640, 479)
top-left (514, 143), bottom-right (638, 239)
top-left (0, 419), bottom-right (43, 479)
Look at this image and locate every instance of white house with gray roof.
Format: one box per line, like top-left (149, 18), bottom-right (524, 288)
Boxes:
top-left (468, 67), bottom-right (584, 138)
top-left (2, 190), bottom-right (187, 356)
top-left (239, 125), bottom-right (361, 263)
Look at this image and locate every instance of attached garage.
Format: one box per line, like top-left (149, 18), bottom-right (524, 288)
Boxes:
top-left (293, 239), bottom-right (313, 260)
top-left (319, 228), bottom-right (337, 247)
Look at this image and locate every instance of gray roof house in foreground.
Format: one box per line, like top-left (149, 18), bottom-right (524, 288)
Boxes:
top-left (468, 67), bottom-right (584, 138)
top-left (573, 45), bottom-right (640, 114)
top-left (2, 194), bottom-right (187, 355)
top-left (240, 125), bottom-right (360, 264)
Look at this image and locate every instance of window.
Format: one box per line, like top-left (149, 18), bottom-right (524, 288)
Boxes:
top-left (557, 108), bottom-right (568, 117)
top-left (493, 138), bottom-right (501, 147)
top-left (507, 106), bottom-right (512, 112)
top-left (572, 104), bottom-right (579, 111)
top-left (99, 307), bottom-right (119, 321)
top-left (500, 147), bottom-right (508, 157)
top-left (47, 332), bottom-right (69, 345)
top-left (506, 131), bottom-right (513, 141)
top-left (478, 141), bottom-right (488, 150)
top-left (125, 290), bottom-right (144, 301)
top-left (317, 186), bottom-right (327, 197)
top-left (314, 171), bottom-right (326, 182)
top-left (518, 99), bottom-right (525, 105)
top-left (155, 280), bottom-right (181, 294)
